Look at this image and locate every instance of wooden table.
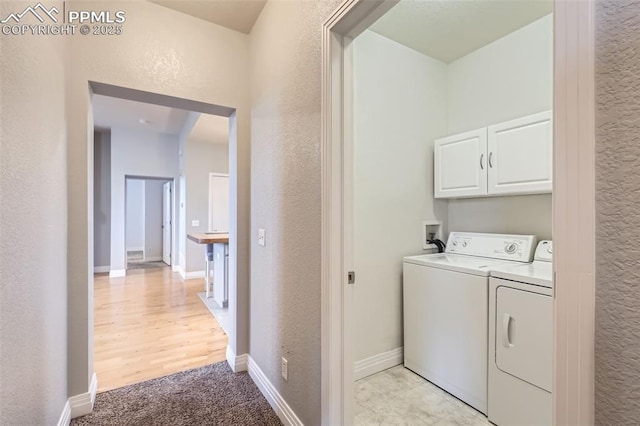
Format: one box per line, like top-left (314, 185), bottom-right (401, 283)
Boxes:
top-left (187, 233), bottom-right (229, 303)
top-left (187, 233), bottom-right (229, 244)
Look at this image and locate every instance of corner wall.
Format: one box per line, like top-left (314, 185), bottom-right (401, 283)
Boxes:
top-left (249, 0), bottom-right (342, 423)
top-left (352, 30), bottom-right (449, 362)
top-left (0, 9), bottom-right (68, 423)
top-left (595, 0), bottom-right (640, 423)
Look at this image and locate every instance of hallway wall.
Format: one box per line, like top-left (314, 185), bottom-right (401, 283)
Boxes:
top-left (249, 1), bottom-right (342, 423)
top-left (0, 8), bottom-right (68, 424)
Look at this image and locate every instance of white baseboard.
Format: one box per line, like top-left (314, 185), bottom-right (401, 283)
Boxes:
top-left (109, 269), bottom-right (126, 278)
top-left (354, 347), bottom-right (404, 381)
top-left (226, 345), bottom-right (248, 372)
top-left (57, 400), bottom-right (71, 426)
top-left (127, 247), bottom-right (144, 253)
top-left (69, 373), bottom-right (97, 419)
top-left (144, 256), bottom-right (163, 262)
top-left (248, 356), bottom-right (303, 426)
top-left (93, 266), bottom-right (110, 274)
top-left (174, 264), bottom-right (185, 279)
top-left (184, 270), bottom-right (205, 280)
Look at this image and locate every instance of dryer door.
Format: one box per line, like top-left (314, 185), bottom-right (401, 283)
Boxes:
top-left (495, 286), bottom-right (552, 392)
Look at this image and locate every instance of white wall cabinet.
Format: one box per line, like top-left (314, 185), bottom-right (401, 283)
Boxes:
top-left (435, 111), bottom-right (552, 198)
top-left (434, 129), bottom-right (488, 198)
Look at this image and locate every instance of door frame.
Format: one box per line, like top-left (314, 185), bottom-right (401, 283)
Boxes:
top-left (320, 0), bottom-right (596, 425)
top-left (162, 180), bottom-right (172, 266)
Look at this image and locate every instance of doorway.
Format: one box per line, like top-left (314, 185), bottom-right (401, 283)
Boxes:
top-left (124, 176), bottom-right (173, 271)
top-left (320, 0), bottom-right (596, 425)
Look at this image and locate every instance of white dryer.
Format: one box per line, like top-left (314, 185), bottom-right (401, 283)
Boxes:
top-left (403, 232), bottom-right (537, 415)
top-left (488, 240), bottom-right (553, 426)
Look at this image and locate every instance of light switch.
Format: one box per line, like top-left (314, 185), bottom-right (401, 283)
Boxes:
top-left (192, 220), bottom-right (200, 227)
top-left (258, 228), bottom-right (266, 247)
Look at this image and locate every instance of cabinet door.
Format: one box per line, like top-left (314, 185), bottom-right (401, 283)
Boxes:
top-left (208, 173), bottom-right (229, 233)
top-left (487, 111), bottom-right (552, 195)
top-left (434, 128), bottom-right (487, 198)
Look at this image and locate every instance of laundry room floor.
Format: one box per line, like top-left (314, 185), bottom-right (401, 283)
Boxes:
top-left (355, 366), bottom-right (491, 426)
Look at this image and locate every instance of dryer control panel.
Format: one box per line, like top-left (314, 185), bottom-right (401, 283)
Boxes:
top-left (446, 232), bottom-right (537, 263)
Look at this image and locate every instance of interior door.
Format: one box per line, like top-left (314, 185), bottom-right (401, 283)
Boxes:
top-left (208, 173), bottom-right (229, 233)
top-left (487, 110), bottom-right (552, 195)
top-left (434, 128), bottom-right (488, 198)
top-left (162, 182), bottom-right (171, 265)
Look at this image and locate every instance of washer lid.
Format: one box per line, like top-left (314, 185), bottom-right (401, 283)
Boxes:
top-left (403, 253), bottom-right (521, 277)
top-left (490, 261), bottom-right (553, 288)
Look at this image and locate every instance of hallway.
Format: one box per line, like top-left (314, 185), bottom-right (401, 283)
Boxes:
top-left (94, 267), bottom-right (228, 391)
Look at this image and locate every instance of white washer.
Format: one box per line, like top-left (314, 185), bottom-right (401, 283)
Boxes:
top-left (488, 241), bottom-right (553, 426)
top-left (403, 232), bottom-right (537, 414)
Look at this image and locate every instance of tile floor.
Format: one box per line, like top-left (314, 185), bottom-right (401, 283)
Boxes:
top-left (355, 366), bottom-right (492, 426)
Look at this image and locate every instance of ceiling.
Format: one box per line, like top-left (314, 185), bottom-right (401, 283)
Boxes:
top-left (189, 113), bottom-right (229, 145)
top-left (370, 0), bottom-right (553, 64)
top-left (92, 94), bottom-right (190, 135)
top-left (147, 0), bottom-right (267, 33)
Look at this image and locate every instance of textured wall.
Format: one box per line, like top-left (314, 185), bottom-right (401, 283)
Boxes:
top-left (66, 0), bottom-right (251, 395)
top-left (0, 4), bottom-right (68, 422)
top-left (353, 30), bottom-right (448, 362)
top-left (249, 0), bottom-right (341, 423)
top-left (595, 1), bottom-right (640, 423)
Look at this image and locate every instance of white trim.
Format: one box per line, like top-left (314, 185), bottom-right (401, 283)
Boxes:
top-left (184, 270), bottom-right (205, 280)
top-left (174, 264), bottom-right (185, 279)
top-left (70, 373), bottom-right (97, 419)
top-left (248, 355), bottom-right (303, 426)
top-left (56, 400), bottom-right (71, 426)
top-left (226, 345), bottom-right (247, 372)
top-left (354, 347), bottom-right (403, 381)
top-left (109, 269), bottom-right (126, 278)
top-left (553, 1), bottom-right (596, 424)
top-left (321, 1), bottom-right (400, 425)
top-left (143, 256), bottom-right (163, 262)
top-left (93, 266), bottom-right (110, 274)
top-left (126, 246), bottom-right (145, 253)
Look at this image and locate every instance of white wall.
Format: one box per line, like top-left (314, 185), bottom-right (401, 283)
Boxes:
top-left (352, 31), bottom-right (449, 362)
top-left (0, 10), bottom-right (68, 423)
top-left (185, 140), bottom-right (229, 273)
top-left (94, 130), bottom-right (111, 269)
top-left (110, 127), bottom-right (179, 272)
top-left (249, 0), bottom-right (342, 423)
top-left (446, 14), bottom-right (553, 238)
top-left (145, 180), bottom-right (166, 261)
top-left (66, 1), bottom-right (251, 395)
top-left (125, 179), bottom-right (145, 252)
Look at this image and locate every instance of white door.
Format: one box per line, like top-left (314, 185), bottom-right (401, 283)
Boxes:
top-left (495, 285), bottom-right (553, 392)
top-left (208, 173), bottom-right (229, 233)
top-left (487, 110), bottom-right (553, 195)
top-left (162, 182), bottom-right (171, 265)
top-left (434, 128), bottom-right (487, 198)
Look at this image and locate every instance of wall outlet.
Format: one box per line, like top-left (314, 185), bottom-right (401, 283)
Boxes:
top-left (258, 228), bottom-right (266, 247)
top-left (281, 357), bottom-right (288, 381)
top-left (191, 220), bottom-right (200, 227)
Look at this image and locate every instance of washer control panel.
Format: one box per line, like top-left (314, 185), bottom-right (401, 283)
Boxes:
top-left (446, 232), bottom-right (537, 262)
top-left (534, 240), bottom-right (553, 262)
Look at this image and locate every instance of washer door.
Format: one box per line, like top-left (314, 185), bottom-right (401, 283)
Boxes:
top-left (495, 286), bottom-right (552, 392)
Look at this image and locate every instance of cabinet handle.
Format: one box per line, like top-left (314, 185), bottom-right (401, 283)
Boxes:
top-left (480, 154), bottom-right (484, 170)
top-left (489, 152), bottom-right (494, 168)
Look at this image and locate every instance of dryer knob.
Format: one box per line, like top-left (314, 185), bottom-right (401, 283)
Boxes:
top-left (505, 243), bottom-right (518, 254)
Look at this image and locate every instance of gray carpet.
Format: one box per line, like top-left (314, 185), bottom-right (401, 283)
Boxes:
top-left (71, 362), bottom-right (282, 426)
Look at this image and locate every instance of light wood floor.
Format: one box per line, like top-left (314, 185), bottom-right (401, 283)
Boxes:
top-left (94, 266), bottom-right (228, 392)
